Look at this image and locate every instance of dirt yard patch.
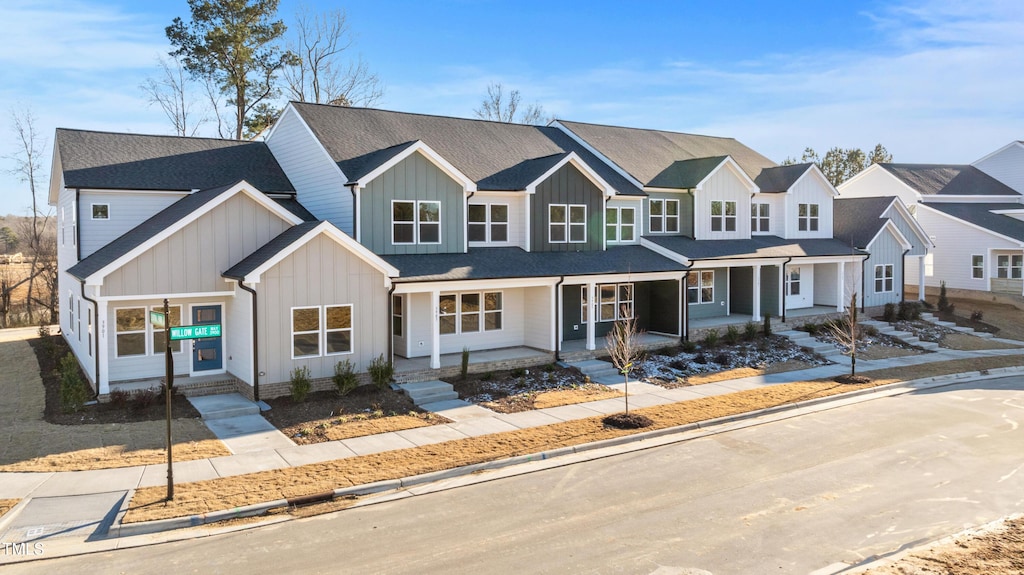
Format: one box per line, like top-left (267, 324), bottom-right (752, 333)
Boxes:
top-left (0, 336), bottom-right (228, 472)
top-left (531, 387), bottom-right (622, 409)
top-left (121, 353), bottom-right (1024, 524)
top-left (939, 296), bottom-right (1024, 341)
top-left (864, 515), bottom-right (1024, 575)
top-left (941, 332), bottom-right (1023, 351)
top-left (261, 387), bottom-right (447, 445)
top-left (0, 499), bottom-right (17, 518)
top-left (856, 345), bottom-right (921, 360)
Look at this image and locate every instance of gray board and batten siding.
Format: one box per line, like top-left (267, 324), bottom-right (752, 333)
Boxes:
top-left (360, 151), bottom-right (465, 255)
top-left (531, 163), bottom-right (605, 252)
top-left (861, 227), bottom-right (908, 308)
top-left (644, 191), bottom-right (695, 237)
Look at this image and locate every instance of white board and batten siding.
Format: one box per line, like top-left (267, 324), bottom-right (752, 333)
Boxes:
top-left (102, 193), bottom-right (292, 297)
top-left (693, 168), bottom-right (752, 241)
top-left (750, 193), bottom-right (785, 236)
top-left (916, 206), bottom-right (1019, 290)
top-left (468, 193), bottom-right (527, 249)
top-left (974, 143), bottom-right (1024, 194)
top-left (224, 287), bottom-right (253, 383)
top-left (256, 234), bottom-right (388, 384)
top-left (785, 171), bottom-right (834, 239)
top-left (266, 107), bottom-right (353, 234)
top-left (79, 191), bottom-right (186, 258)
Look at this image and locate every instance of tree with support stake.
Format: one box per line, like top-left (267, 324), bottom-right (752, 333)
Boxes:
top-left (603, 305), bottom-right (653, 429)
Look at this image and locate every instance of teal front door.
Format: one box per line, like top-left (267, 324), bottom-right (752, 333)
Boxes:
top-left (192, 305), bottom-right (223, 372)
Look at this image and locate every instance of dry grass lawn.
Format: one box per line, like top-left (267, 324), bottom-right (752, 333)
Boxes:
top-left (0, 338), bottom-right (230, 472)
top-left (291, 415), bottom-right (444, 443)
top-left (948, 297), bottom-right (1024, 341)
top-left (0, 499), bottom-right (18, 518)
top-left (942, 332), bottom-right (1023, 351)
top-left (857, 346), bottom-right (922, 361)
top-left (532, 387), bottom-right (622, 409)
top-left (123, 353), bottom-right (1024, 524)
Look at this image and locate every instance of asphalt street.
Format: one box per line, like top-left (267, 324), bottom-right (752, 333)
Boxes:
top-left (7, 375), bottom-right (1024, 574)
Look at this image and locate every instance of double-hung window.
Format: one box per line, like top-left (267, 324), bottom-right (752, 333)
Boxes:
top-left (605, 206), bottom-right (636, 243)
top-left (392, 200), bottom-right (441, 245)
top-left (874, 264), bottom-right (894, 293)
top-left (687, 271), bottom-right (714, 304)
top-left (997, 255), bottom-right (1023, 279)
top-left (786, 268), bottom-right (802, 296)
top-left (468, 204), bottom-right (508, 243)
top-left (292, 305), bottom-right (353, 358)
top-left (798, 204), bottom-right (819, 232)
top-left (439, 292), bottom-right (503, 334)
top-left (710, 201), bottom-right (737, 232)
top-left (751, 203), bottom-right (770, 233)
top-left (550, 204), bottom-right (586, 243)
top-left (971, 255), bottom-right (985, 279)
top-left (115, 307), bottom-right (147, 357)
top-left (583, 284), bottom-right (633, 322)
top-left (649, 199), bottom-right (679, 233)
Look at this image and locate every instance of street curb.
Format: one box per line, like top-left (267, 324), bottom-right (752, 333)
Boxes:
top-left (114, 366), bottom-right (1024, 538)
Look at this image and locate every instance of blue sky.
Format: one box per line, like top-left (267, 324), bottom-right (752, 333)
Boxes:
top-left (1, 0), bottom-right (1022, 216)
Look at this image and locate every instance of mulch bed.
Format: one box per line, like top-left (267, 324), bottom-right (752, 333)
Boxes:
top-left (262, 386), bottom-right (429, 439)
top-left (447, 365), bottom-right (602, 413)
top-left (30, 334), bottom-right (200, 425)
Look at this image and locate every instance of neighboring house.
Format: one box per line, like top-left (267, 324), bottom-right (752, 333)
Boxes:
top-left (832, 196), bottom-right (932, 308)
top-left (52, 105), bottom-right (875, 400)
top-left (839, 147), bottom-right (1024, 297)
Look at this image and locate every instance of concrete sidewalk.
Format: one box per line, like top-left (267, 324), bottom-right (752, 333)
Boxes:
top-left (1, 343), bottom-right (1022, 562)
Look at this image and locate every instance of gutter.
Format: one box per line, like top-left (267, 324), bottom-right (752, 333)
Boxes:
top-left (554, 276), bottom-right (564, 361)
top-left (236, 281), bottom-right (261, 403)
top-left (860, 254), bottom-right (867, 314)
top-left (79, 279), bottom-right (100, 399)
top-left (682, 269), bottom-right (690, 342)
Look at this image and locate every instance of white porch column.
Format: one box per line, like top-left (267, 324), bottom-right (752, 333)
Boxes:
top-left (586, 282), bottom-right (597, 351)
top-left (836, 261), bottom-right (845, 311)
top-left (752, 265), bottom-right (761, 321)
top-left (430, 290), bottom-right (441, 369)
top-left (919, 256), bottom-right (927, 300)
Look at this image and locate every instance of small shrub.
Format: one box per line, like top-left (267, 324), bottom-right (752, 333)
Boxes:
top-left (946, 302), bottom-right (956, 315)
top-left (921, 299), bottom-right (934, 310)
top-left (108, 389), bottom-right (131, 408)
top-left (680, 339), bottom-right (697, 353)
top-left (130, 388), bottom-right (160, 413)
top-left (908, 302), bottom-right (922, 320)
top-left (937, 281), bottom-right (950, 312)
top-left (57, 353), bottom-right (88, 413)
top-left (743, 321), bottom-right (759, 341)
top-left (333, 359), bottom-right (359, 397)
top-left (460, 347), bottom-right (470, 380)
top-left (510, 368), bottom-right (526, 378)
top-left (723, 325), bottom-right (740, 345)
top-left (368, 354), bottom-right (394, 391)
top-left (38, 323), bottom-right (51, 339)
top-left (481, 371), bottom-right (494, 381)
top-left (669, 359), bottom-right (689, 370)
top-left (802, 322), bottom-right (820, 335)
top-left (290, 366), bottom-right (312, 403)
top-left (702, 329), bottom-right (719, 348)
top-left (693, 352), bottom-right (708, 365)
top-left (763, 313), bottom-right (772, 337)
top-left (883, 303), bottom-right (896, 322)
top-left (862, 325), bottom-right (879, 337)
top-left (971, 309), bottom-right (984, 322)
top-left (713, 352), bottom-right (730, 365)
top-left (543, 362), bottom-right (557, 373)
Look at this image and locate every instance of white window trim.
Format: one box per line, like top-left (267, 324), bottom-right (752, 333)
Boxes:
top-left (786, 267), bottom-right (802, 296)
top-left (91, 203), bottom-right (110, 220)
top-left (71, 200), bottom-right (77, 247)
top-left (971, 254), bottom-right (985, 279)
top-left (291, 305), bottom-right (322, 359)
top-left (439, 291), bottom-right (504, 335)
top-left (710, 200), bottom-right (737, 232)
top-left (67, 291), bottom-right (75, 335)
top-left (996, 254), bottom-right (1023, 279)
top-left (468, 203), bottom-right (509, 244)
top-left (114, 306), bottom-right (147, 358)
top-left (649, 199), bottom-right (680, 234)
top-left (324, 304), bottom-right (354, 357)
top-left (569, 205), bottom-right (587, 243)
top-left (393, 295), bottom-right (403, 337)
top-left (688, 271), bottom-right (715, 304)
top-left (392, 199), bottom-right (442, 245)
top-left (874, 264), bottom-right (894, 293)
top-left (606, 206), bottom-right (636, 244)
top-left (549, 204), bottom-right (567, 244)
top-left (798, 203), bottom-right (820, 232)
top-left (751, 202), bottom-right (770, 233)
top-left (597, 283), bottom-right (634, 323)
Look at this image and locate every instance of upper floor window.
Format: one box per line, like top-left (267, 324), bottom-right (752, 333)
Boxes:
top-left (393, 200), bottom-right (441, 245)
top-left (874, 264), bottom-right (894, 293)
top-left (798, 203), bottom-right (819, 232)
top-left (606, 206), bottom-right (636, 243)
top-left (751, 203), bottom-right (770, 233)
top-left (550, 204), bottom-right (586, 244)
top-left (649, 199), bottom-right (679, 233)
top-left (997, 255), bottom-right (1023, 279)
top-left (468, 204), bottom-right (508, 243)
top-left (711, 201), bottom-right (737, 232)
top-left (91, 204), bottom-right (109, 220)
top-left (971, 255), bottom-right (985, 279)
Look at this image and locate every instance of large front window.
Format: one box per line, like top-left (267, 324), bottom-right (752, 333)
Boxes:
top-left (392, 200), bottom-right (441, 245)
top-left (549, 204), bottom-right (586, 243)
top-left (798, 204), bottom-right (819, 232)
top-left (688, 271), bottom-right (714, 304)
top-left (711, 201), bottom-right (736, 232)
top-left (606, 206), bottom-right (636, 243)
top-left (649, 199), bottom-right (679, 233)
top-left (468, 203), bottom-right (508, 243)
top-left (440, 292), bottom-right (503, 334)
top-left (874, 264), bottom-right (894, 293)
top-left (997, 254), bottom-right (1023, 279)
top-left (115, 307), bottom-right (147, 357)
top-left (292, 305), bottom-right (354, 358)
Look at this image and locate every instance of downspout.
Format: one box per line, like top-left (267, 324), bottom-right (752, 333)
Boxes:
top-left (860, 255), bottom-right (867, 314)
top-left (554, 276), bottom-right (564, 361)
top-left (387, 283), bottom-right (397, 365)
top-left (900, 248), bottom-right (911, 303)
top-left (75, 189), bottom-right (82, 261)
top-left (781, 256), bottom-right (793, 323)
top-left (237, 281), bottom-right (260, 403)
top-left (682, 269), bottom-right (691, 342)
top-left (79, 279), bottom-right (100, 399)
top-left (348, 185), bottom-right (358, 240)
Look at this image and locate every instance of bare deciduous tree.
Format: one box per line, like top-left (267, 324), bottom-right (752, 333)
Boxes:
top-left (7, 107), bottom-right (50, 324)
top-left (828, 292), bottom-right (863, 378)
top-left (474, 82), bottom-right (548, 125)
top-left (141, 56), bottom-right (208, 137)
top-left (283, 6), bottom-right (384, 107)
top-left (605, 305), bottom-right (644, 415)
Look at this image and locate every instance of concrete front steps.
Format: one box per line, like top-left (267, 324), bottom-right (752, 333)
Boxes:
top-left (920, 312), bottom-right (994, 338)
top-left (397, 380), bottom-right (459, 406)
top-left (569, 359), bottom-right (622, 385)
top-left (776, 330), bottom-right (844, 359)
top-left (860, 319), bottom-right (940, 351)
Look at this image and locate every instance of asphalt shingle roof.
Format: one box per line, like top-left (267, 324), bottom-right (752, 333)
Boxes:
top-left (644, 235), bottom-right (866, 261)
top-left (926, 203), bottom-right (1024, 243)
top-left (555, 119), bottom-right (777, 186)
top-left (832, 196), bottom-right (896, 248)
top-left (381, 246), bottom-right (687, 283)
top-left (56, 129), bottom-right (295, 192)
top-left (879, 164), bottom-right (1019, 197)
top-left (223, 221), bottom-right (321, 279)
top-left (647, 157), bottom-right (728, 189)
top-left (754, 163), bottom-right (814, 193)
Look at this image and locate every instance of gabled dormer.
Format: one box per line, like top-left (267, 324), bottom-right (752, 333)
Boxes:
top-left (755, 163), bottom-right (837, 239)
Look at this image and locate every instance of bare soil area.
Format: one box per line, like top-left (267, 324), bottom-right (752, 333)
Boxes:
top-left (262, 387), bottom-right (448, 445)
top-left (447, 365), bottom-right (620, 413)
top-left (0, 499), bottom-right (17, 518)
top-left (864, 516), bottom-right (1024, 575)
top-left (943, 296), bottom-right (1024, 341)
top-left (121, 354), bottom-right (1024, 524)
top-left (941, 332), bottom-right (1022, 351)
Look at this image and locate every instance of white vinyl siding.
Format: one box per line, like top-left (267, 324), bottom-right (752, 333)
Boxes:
top-left (467, 194), bottom-right (525, 248)
top-left (786, 170), bottom-right (834, 238)
top-left (78, 191), bottom-right (185, 258)
top-left (838, 165), bottom-right (921, 206)
top-left (974, 143), bottom-right (1024, 194)
top-left (468, 203), bottom-right (509, 244)
top-left (914, 205), bottom-right (1019, 291)
top-left (693, 167), bottom-right (750, 240)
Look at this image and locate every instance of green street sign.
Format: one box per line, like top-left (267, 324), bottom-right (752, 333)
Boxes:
top-left (170, 324), bottom-right (222, 341)
top-left (150, 311), bottom-right (166, 329)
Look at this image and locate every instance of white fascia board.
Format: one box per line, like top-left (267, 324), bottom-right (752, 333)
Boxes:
top-left (549, 121), bottom-right (646, 190)
top-left (923, 195), bottom-right (1024, 203)
top-left (392, 277), bottom-right (559, 294)
top-left (525, 152), bottom-right (615, 197)
top-left (559, 271), bottom-right (685, 285)
top-left (917, 203), bottom-right (1024, 247)
top-left (643, 187), bottom-right (691, 194)
top-left (689, 254), bottom-right (865, 268)
top-left (48, 145), bottom-right (64, 205)
top-left (884, 197), bottom-right (933, 247)
top-left (868, 220), bottom-right (913, 252)
top-left (94, 290), bottom-right (236, 302)
top-left (354, 140), bottom-right (477, 192)
top-left (639, 238), bottom-right (691, 266)
top-left (794, 164), bottom-right (839, 196)
top-left (243, 221), bottom-right (399, 285)
top-left (85, 181), bottom-right (303, 285)
top-left (972, 140), bottom-right (1024, 166)
top-left (695, 157), bottom-right (758, 193)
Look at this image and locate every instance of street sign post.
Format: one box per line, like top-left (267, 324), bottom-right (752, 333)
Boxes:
top-left (163, 299), bottom-right (174, 501)
top-left (170, 324), bottom-right (222, 340)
